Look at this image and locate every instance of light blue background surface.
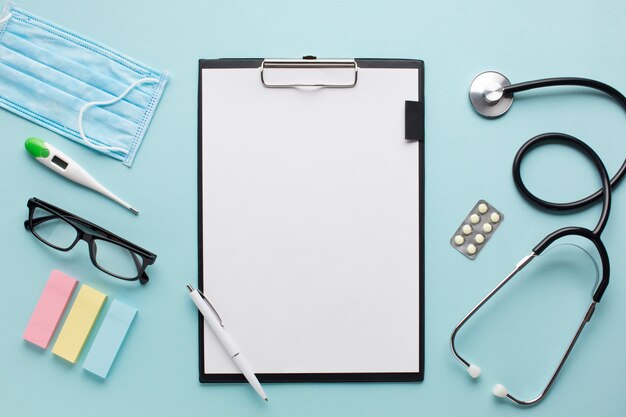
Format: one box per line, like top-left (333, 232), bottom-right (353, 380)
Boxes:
top-left (1, 1), bottom-right (626, 416)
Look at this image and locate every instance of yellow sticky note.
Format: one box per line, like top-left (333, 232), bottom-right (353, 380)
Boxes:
top-left (52, 285), bottom-right (107, 364)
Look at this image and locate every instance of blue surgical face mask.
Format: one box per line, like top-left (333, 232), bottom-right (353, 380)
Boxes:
top-left (0, 3), bottom-right (168, 166)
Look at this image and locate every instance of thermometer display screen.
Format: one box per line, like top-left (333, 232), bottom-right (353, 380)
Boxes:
top-left (52, 156), bottom-right (68, 170)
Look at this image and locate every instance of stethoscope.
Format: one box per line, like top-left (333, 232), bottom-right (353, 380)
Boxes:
top-left (450, 71), bottom-right (626, 406)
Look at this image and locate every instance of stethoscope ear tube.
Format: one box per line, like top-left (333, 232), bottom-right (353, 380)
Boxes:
top-left (532, 227), bottom-right (610, 302)
top-left (449, 246), bottom-right (601, 406)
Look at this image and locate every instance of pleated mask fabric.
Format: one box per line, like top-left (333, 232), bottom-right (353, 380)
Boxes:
top-left (0, 3), bottom-right (168, 166)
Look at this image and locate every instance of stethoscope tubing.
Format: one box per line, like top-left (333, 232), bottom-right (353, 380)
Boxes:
top-left (504, 77), bottom-right (626, 211)
top-left (452, 74), bottom-right (624, 406)
top-left (512, 132), bottom-right (611, 230)
top-left (509, 89), bottom-right (617, 302)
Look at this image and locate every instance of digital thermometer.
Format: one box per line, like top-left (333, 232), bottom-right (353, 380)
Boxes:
top-left (25, 137), bottom-right (138, 214)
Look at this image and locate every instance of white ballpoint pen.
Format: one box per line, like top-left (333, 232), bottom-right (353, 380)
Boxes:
top-left (186, 284), bottom-right (268, 402)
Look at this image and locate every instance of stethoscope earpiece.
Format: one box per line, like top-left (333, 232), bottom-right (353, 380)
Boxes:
top-left (467, 363), bottom-right (481, 378)
top-left (469, 71), bottom-right (513, 118)
top-left (492, 384), bottom-right (509, 398)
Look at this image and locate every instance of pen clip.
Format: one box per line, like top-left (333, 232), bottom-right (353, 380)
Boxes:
top-left (197, 289), bottom-right (224, 327)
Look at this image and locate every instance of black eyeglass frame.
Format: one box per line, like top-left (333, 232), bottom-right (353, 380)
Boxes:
top-left (24, 197), bottom-right (156, 284)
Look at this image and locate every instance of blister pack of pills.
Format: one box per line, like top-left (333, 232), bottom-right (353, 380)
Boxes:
top-left (450, 200), bottom-right (503, 259)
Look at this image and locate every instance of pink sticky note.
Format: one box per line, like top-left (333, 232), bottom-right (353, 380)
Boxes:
top-left (23, 270), bottom-right (78, 349)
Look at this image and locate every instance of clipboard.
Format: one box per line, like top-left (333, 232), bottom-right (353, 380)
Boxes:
top-left (197, 58), bottom-right (424, 382)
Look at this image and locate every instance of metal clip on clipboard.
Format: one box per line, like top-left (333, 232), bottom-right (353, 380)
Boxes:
top-left (261, 58), bottom-right (358, 88)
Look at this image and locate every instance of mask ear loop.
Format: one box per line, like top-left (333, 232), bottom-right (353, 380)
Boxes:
top-left (0, 12), bottom-right (12, 24)
top-left (77, 77), bottom-right (159, 154)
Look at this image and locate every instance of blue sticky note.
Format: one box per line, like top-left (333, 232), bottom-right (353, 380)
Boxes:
top-left (83, 300), bottom-right (137, 379)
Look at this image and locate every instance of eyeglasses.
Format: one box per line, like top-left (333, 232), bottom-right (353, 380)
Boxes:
top-left (24, 198), bottom-right (156, 284)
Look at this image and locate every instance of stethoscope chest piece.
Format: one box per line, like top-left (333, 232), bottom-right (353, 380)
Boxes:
top-left (469, 71), bottom-right (513, 118)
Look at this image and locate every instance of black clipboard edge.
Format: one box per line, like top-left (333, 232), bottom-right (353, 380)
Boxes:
top-left (197, 58), bottom-right (425, 383)
top-left (200, 372), bottom-right (421, 383)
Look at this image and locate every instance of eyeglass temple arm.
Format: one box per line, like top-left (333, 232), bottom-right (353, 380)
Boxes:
top-left (130, 251), bottom-right (149, 284)
top-left (504, 302), bottom-right (597, 406)
top-left (27, 213), bottom-right (153, 255)
top-left (25, 214), bottom-right (65, 229)
top-left (26, 214), bottom-right (118, 244)
top-left (28, 199), bottom-right (130, 240)
top-left (26, 212), bottom-right (150, 255)
top-left (26, 213), bottom-right (95, 230)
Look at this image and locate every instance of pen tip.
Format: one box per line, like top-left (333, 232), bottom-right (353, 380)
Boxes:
top-left (186, 284), bottom-right (194, 292)
top-left (129, 207), bottom-right (139, 215)
top-left (265, 398), bottom-right (268, 402)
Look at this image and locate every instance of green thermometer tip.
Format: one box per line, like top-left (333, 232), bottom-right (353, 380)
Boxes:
top-left (25, 137), bottom-right (49, 158)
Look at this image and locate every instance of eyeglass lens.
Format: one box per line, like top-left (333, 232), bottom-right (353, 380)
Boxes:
top-left (92, 238), bottom-right (143, 279)
top-left (31, 206), bottom-right (78, 250)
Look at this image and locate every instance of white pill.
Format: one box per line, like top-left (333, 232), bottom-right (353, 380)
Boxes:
top-left (454, 235), bottom-right (464, 245)
top-left (482, 223), bottom-right (493, 233)
top-left (490, 212), bottom-right (501, 223)
top-left (466, 244), bottom-right (477, 255)
top-left (477, 203), bottom-right (488, 214)
top-left (475, 234), bottom-right (485, 244)
top-left (470, 214), bottom-right (480, 224)
top-left (462, 224), bottom-right (472, 235)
